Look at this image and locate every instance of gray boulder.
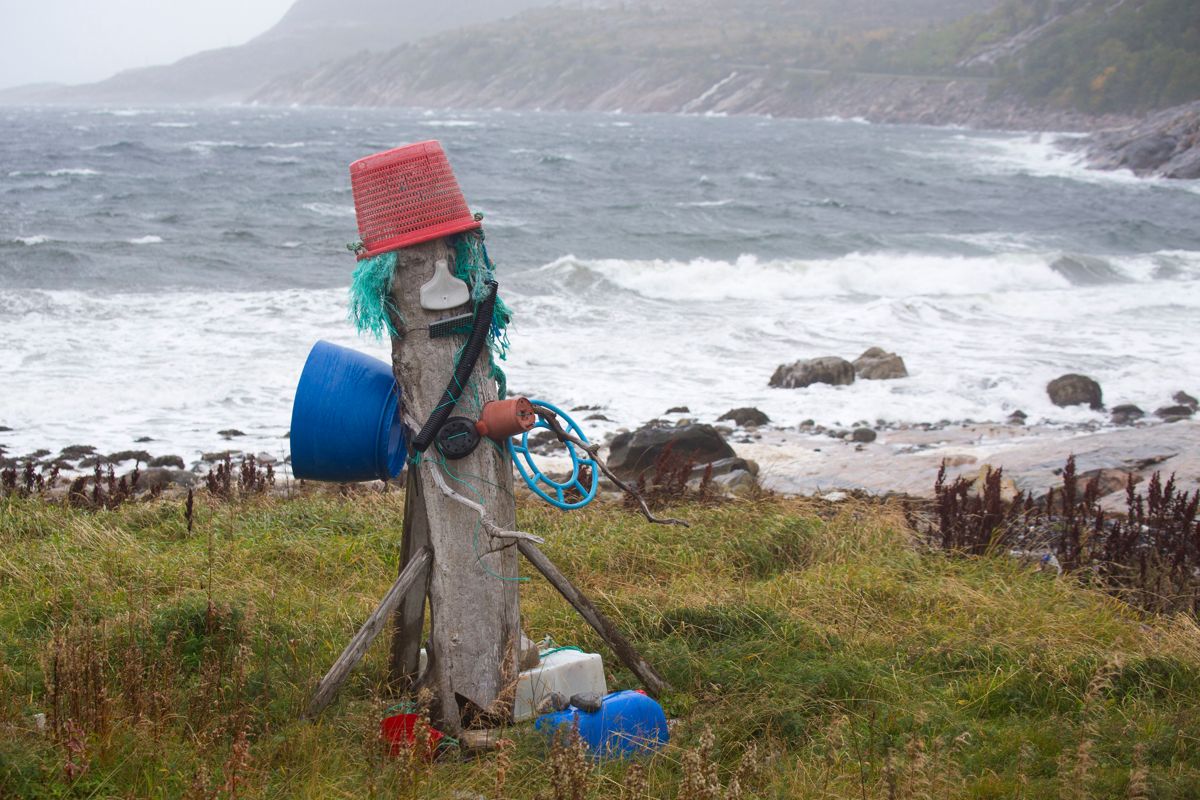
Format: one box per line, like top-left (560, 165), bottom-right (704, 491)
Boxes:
top-left (769, 357), bottom-right (855, 389)
top-left (717, 407), bottom-right (770, 427)
top-left (1121, 133), bottom-right (1178, 172)
top-left (690, 458), bottom-right (759, 495)
top-left (1173, 391), bottom-right (1198, 411)
top-left (1046, 374), bottom-right (1103, 410)
top-left (1165, 148), bottom-right (1200, 179)
top-left (149, 455), bottom-right (186, 469)
top-left (1155, 405), bottom-right (1195, 423)
top-left (108, 449), bottom-right (152, 464)
top-left (851, 428), bottom-right (877, 443)
top-left (852, 347), bottom-right (908, 380)
top-left (1110, 404), bottom-right (1144, 426)
top-left (607, 422), bottom-right (735, 480)
top-left (133, 467), bottom-right (197, 491)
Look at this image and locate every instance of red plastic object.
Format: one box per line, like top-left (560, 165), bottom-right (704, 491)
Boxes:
top-left (350, 140), bottom-right (481, 260)
top-left (476, 397), bottom-right (537, 441)
top-left (380, 713), bottom-right (444, 759)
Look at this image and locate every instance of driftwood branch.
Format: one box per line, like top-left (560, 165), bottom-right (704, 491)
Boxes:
top-left (534, 409), bottom-right (690, 527)
top-left (517, 539), bottom-right (671, 698)
top-left (425, 461), bottom-right (545, 546)
top-left (306, 546), bottom-right (432, 718)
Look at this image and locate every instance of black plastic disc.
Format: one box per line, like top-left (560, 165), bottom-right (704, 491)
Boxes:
top-left (435, 417), bottom-right (481, 460)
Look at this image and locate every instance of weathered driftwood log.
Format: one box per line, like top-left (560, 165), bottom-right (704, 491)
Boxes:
top-left (388, 467), bottom-right (430, 691)
top-left (387, 239), bottom-right (521, 734)
top-left (306, 547), bottom-right (431, 718)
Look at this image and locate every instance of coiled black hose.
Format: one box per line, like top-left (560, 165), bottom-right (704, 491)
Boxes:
top-left (411, 280), bottom-right (498, 453)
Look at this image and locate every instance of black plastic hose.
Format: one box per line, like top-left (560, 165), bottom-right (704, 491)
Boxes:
top-left (411, 280), bottom-right (498, 453)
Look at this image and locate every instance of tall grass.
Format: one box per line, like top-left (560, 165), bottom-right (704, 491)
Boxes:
top-left (2, 488), bottom-right (1199, 797)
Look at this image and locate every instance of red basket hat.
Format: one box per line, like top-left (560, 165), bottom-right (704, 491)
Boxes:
top-left (349, 140), bottom-right (481, 260)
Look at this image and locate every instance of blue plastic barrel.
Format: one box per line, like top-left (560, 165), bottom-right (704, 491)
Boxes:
top-left (290, 341), bottom-right (407, 482)
top-left (535, 690), bottom-right (669, 759)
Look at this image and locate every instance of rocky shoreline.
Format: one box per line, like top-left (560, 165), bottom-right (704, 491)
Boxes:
top-left (1080, 100), bottom-right (1200, 180)
top-left (4, 349), bottom-right (1198, 506)
top-left (5, 413), bottom-right (1198, 510)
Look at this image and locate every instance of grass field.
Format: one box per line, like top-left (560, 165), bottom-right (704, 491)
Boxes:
top-left (2, 488), bottom-right (1199, 798)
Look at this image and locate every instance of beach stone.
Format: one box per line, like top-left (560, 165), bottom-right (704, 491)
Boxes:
top-left (942, 454), bottom-right (978, 468)
top-left (108, 449), bottom-right (152, 464)
top-left (688, 457), bottom-right (758, 494)
top-left (25, 449), bottom-right (51, 460)
top-left (526, 430), bottom-right (560, 455)
top-left (1046, 374), bottom-right (1103, 410)
top-left (1078, 468), bottom-right (1139, 497)
top-left (148, 455), bottom-right (185, 469)
top-left (607, 422), bottom-right (734, 480)
top-left (585, 413), bottom-right (611, 422)
top-left (1155, 405), bottom-right (1194, 422)
top-left (1173, 391), bottom-right (1198, 410)
top-left (218, 429), bottom-right (245, 439)
top-left (1110, 404), bottom-right (1145, 426)
top-left (135, 467), bottom-right (197, 491)
top-left (665, 406), bottom-right (690, 414)
top-left (134, 436), bottom-right (154, 443)
top-left (851, 428), bottom-right (877, 443)
top-left (770, 356), bottom-right (855, 389)
top-left (202, 450), bottom-right (240, 462)
top-left (718, 407), bottom-right (770, 427)
top-left (59, 444), bottom-right (96, 460)
top-left (0, 426), bottom-right (12, 432)
top-left (970, 465), bottom-right (1018, 503)
top-left (1008, 410), bottom-right (1028, 425)
top-left (852, 347), bottom-right (908, 380)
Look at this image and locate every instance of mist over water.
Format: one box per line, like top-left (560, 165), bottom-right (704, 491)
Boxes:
top-left (2, 106), bottom-right (1199, 465)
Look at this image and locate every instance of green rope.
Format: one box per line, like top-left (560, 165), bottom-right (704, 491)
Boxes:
top-left (348, 251), bottom-right (401, 339)
top-left (539, 645), bottom-right (585, 658)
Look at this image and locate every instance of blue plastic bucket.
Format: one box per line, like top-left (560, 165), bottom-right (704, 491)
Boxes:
top-left (535, 690), bottom-right (669, 759)
top-left (290, 341), bottom-right (407, 482)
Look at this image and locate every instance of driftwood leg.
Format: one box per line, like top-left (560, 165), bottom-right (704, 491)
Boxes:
top-left (389, 468), bottom-right (431, 689)
top-left (306, 547), bottom-right (432, 718)
top-left (516, 539), bottom-right (671, 698)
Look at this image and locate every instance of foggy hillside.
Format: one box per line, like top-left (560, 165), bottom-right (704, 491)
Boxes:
top-left (2, 0), bottom-right (554, 104)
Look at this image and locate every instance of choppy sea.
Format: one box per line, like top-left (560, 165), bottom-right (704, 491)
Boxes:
top-left (2, 106), bottom-right (1199, 466)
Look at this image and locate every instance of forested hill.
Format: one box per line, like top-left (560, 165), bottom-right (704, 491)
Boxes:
top-left (869, 0), bottom-right (1200, 114)
top-left (250, 0), bottom-right (1198, 127)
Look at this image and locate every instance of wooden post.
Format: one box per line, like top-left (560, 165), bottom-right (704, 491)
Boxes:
top-left (387, 239), bottom-right (521, 734)
top-left (388, 467), bottom-right (430, 691)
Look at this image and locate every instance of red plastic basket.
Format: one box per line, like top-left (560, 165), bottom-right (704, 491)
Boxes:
top-left (349, 140), bottom-right (481, 260)
top-left (380, 713), bottom-right (444, 759)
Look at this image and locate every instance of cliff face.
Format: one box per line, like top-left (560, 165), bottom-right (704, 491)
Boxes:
top-left (1086, 101), bottom-right (1200, 179)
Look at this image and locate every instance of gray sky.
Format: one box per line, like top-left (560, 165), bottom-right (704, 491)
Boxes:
top-left (0, 0), bottom-right (295, 90)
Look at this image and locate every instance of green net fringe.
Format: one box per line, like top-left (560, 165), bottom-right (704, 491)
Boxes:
top-left (348, 251), bottom-right (401, 339)
top-left (346, 230), bottom-right (512, 397)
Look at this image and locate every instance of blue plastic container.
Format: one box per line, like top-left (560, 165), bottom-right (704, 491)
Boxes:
top-left (535, 690), bottom-right (668, 759)
top-left (290, 341), bottom-right (406, 482)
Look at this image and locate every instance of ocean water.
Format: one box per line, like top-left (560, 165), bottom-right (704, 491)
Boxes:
top-left (2, 106), bottom-right (1199, 466)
